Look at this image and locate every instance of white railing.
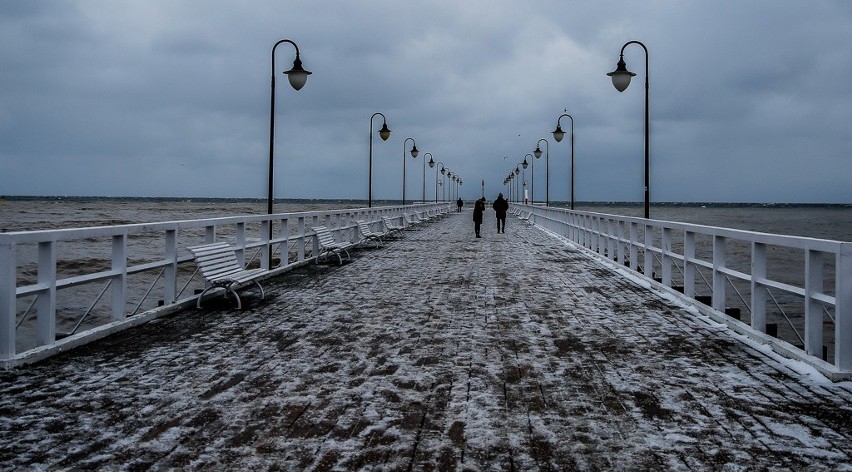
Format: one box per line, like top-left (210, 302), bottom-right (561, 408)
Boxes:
top-left (0, 203), bottom-right (450, 366)
top-left (519, 204), bottom-right (852, 377)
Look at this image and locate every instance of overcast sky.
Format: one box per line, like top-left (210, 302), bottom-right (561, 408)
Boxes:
top-left (2, 1), bottom-right (851, 203)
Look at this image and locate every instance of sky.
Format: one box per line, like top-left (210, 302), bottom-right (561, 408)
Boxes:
top-left (1, 0), bottom-right (851, 204)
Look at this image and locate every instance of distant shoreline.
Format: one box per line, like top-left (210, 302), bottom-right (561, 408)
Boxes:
top-left (1, 195), bottom-right (849, 208)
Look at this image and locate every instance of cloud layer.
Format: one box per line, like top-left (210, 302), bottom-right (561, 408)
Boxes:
top-left (2, 0), bottom-right (851, 203)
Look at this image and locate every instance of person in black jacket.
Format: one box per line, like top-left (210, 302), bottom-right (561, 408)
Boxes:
top-left (472, 198), bottom-right (485, 238)
top-left (492, 193), bottom-right (509, 233)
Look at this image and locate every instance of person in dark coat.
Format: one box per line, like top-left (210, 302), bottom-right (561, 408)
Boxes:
top-left (492, 193), bottom-right (509, 233)
top-left (472, 198), bottom-right (485, 238)
top-left (456, 197), bottom-right (464, 212)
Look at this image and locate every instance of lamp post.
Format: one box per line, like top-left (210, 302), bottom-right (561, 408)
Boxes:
top-left (421, 152), bottom-right (432, 203)
top-left (267, 38), bottom-right (310, 268)
top-left (368, 112), bottom-right (391, 208)
top-left (524, 153), bottom-right (533, 204)
top-left (428, 157), bottom-right (445, 203)
top-left (533, 138), bottom-right (549, 206)
top-left (552, 113), bottom-right (575, 210)
top-left (608, 40), bottom-right (650, 219)
top-left (514, 165), bottom-right (522, 203)
top-left (402, 138), bottom-right (418, 206)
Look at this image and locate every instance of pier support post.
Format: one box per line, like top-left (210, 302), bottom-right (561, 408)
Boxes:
top-left (804, 250), bottom-right (824, 358)
top-left (662, 228), bottom-right (673, 287)
top-left (260, 221), bottom-right (270, 270)
top-left (164, 230), bottom-right (177, 303)
top-left (111, 234), bottom-right (127, 322)
top-left (836, 243), bottom-right (852, 371)
top-left (712, 236), bottom-right (726, 314)
top-left (751, 242), bottom-right (767, 332)
top-left (0, 240), bottom-right (16, 359)
top-left (684, 231), bottom-right (696, 298)
top-left (37, 242), bottom-right (56, 345)
top-left (643, 224), bottom-right (653, 278)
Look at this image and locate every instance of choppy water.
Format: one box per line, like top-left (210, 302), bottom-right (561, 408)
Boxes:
top-left (2, 197), bottom-right (851, 361)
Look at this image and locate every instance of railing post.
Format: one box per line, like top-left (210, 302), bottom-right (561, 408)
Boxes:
top-left (629, 222), bottom-right (639, 271)
top-left (712, 236), bottom-right (727, 314)
top-left (297, 217), bottom-right (306, 262)
top-left (662, 227), bottom-right (673, 287)
top-left (751, 242), bottom-right (767, 332)
top-left (260, 220), bottom-right (270, 270)
top-left (606, 219), bottom-right (614, 259)
top-left (617, 221), bottom-right (626, 265)
top-left (0, 240), bottom-right (16, 359)
top-left (835, 243), bottom-right (852, 370)
top-left (684, 231), bottom-right (696, 298)
top-left (36, 241), bottom-right (57, 346)
top-left (643, 224), bottom-right (653, 278)
top-left (280, 217), bottom-right (289, 266)
top-left (235, 222), bottom-right (246, 267)
top-left (164, 229), bottom-right (177, 304)
top-left (111, 234), bottom-right (127, 322)
top-left (804, 249), bottom-right (823, 358)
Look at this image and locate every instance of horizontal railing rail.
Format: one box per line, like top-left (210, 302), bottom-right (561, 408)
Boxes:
top-left (517, 204), bottom-right (852, 375)
top-left (1, 203), bottom-right (450, 365)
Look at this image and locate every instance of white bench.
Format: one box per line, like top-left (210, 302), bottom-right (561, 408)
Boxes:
top-left (312, 225), bottom-right (353, 264)
top-left (356, 220), bottom-right (386, 247)
top-left (187, 242), bottom-right (268, 309)
top-left (381, 216), bottom-right (404, 236)
top-left (518, 210), bottom-right (534, 225)
top-left (403, 213), bottom-right (421, 228)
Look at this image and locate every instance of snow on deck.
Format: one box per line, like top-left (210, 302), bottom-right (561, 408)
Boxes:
top-left (2, 211), bottom-right (851, 470)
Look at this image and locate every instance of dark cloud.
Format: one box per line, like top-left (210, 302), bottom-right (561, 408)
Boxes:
top-left (1, 0), bottom-right (850, 203)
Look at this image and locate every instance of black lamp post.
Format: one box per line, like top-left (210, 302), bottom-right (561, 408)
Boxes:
top-left (524, 153), bottom-right (533, 204)
top-left (608, 40), bottom-right (650, 219)
top-left (552, 113), bottom-right (575, 210)
top-left (428, 157), bottom-right (445, 203)
top-left (267, 38), bottom-right (310, 267)
top-left (402, 138), bottom-right (418, 206)
top-left (533, 138), bottom-right (549, 206)
top-left (368, 112), bottom-right (391, 208)
top-left (421, 152), bottom-right (432, 203)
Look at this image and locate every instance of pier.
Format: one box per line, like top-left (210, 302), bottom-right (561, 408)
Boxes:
top-left (2, 209), bottom-right (851, 470)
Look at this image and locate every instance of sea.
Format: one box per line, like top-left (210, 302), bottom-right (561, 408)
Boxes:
top-left (2, 196), bottom-right (851, 359)
top-left (2, 197), bottom-right (850, 241)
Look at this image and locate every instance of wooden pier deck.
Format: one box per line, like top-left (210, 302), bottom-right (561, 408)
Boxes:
top-left (2, 211), bottom-right (851, 470)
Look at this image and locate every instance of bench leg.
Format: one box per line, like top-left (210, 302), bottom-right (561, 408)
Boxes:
top-left (253, 280), bottom-right (265, 299)
top-left (196, 286), bottom-right (218, 309)
top-left (227, 287), bottom-right (242, 310)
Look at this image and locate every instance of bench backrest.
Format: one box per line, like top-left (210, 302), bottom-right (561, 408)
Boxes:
top-left (312, 225), bottom-right (337, 247)
top-left (188, 242), bottom-right (242, 280)
top-left (356, 221), bottom-right (373, 234)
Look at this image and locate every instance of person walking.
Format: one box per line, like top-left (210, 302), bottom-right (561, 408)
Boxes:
top-left (472, 198), bottom-right (485, 238)
top-left (492, 193), bottom-right (509, 233)
top-left (456, 197), bottom-right (464, 212)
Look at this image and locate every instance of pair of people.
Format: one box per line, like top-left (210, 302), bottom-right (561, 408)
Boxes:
top-left (472, 193), bottom-right (509, 237)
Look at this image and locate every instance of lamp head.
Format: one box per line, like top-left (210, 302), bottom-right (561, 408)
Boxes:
top-left (552, 124), bottom-right (565, 143)
top-left (514, 167), bottom-right (520, 175)
top-left (522, 158), bottom-right (528, 170)
top-left (410, 144), bottom-right (419, 158)
top-left (378, 122), bottom-right (391, 141)
top-left (607, 56), bottom-right (635, 92)
top-left (534, 146), bottom-right (542, 159)
top-left (285, 53), bottom-right (311, 91)
top-left (428, 157), bottom-right (435, 168)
